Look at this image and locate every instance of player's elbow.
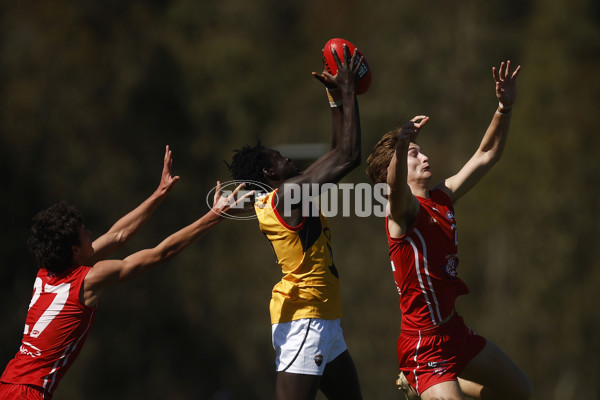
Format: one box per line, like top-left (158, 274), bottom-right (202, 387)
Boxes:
top-left (476, 148), bottom-right (503, 169)
top-left (327, 149), bottom-right (361, 180)
top-left (487, 151), bottom-right (503, 168)
top-left (345, 156), bottom-right (361, 172)
top-left (110, 229), bottom-right (132, 247)
top-left (341, 150), bottom-right (361, 172)
top-left (479, 140), bottom-right (506, 164)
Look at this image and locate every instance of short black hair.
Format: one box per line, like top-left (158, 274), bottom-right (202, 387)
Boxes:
top-left (27, 201), bottom-right (83, 274)
top-left (226, 141), bottom-right (273, 191)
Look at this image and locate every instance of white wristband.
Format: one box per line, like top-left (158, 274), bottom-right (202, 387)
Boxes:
top-left (326, 88), bottom-right (343, 108)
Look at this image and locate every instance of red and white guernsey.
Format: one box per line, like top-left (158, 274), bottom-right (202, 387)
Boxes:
top-left (387, 189), bottom-right (469, 330)
top-left (1, 265), bottom-right (97, 396)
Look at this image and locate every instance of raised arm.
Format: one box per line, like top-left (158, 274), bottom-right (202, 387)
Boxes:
top-left (387, 116), bottom-right (429, 238)
top-left (86, 145), bottom-right (180, 264)
top-left (436, 60), bottom-right (521, 203)
top-left (82, 182), bottom-right (252, 306)
top-left (295, 43), bottom-right (363, 187)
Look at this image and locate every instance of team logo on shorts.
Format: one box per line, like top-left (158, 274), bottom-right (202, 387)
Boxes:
top-left (314, 354), bottom-right (324, 367)
top-left (427, 360), bottom-right (449, 375)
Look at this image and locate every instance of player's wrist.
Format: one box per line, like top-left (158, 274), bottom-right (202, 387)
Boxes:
top-left (205, 209), bottom-right (225, 225)
top-left (326, 87), bottom-right (343, 108)
top-left (153, 186), bottom-right (169, 198)
top-left (496, 102), bottom-right (513, 116)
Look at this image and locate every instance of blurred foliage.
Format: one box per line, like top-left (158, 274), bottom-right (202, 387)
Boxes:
top-left (1, 0), bottom-right (599, 399)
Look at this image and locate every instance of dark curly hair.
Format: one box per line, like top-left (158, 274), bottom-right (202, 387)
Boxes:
top-left (226, 141), bottom-right (273, 191)
top-left (27, 201), bottom-right (84, 273)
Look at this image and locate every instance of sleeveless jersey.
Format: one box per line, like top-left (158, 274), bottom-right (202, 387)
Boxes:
top-left (255, 190), bottom-right (342, 324)
top-left (1, 265), bottom-right (97, 396)
top-left (387, 189), bottom-right (469, 330)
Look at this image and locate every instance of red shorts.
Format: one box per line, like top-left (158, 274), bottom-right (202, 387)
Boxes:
top-left (0, 382), bottom-right (50, 400)
top-left (397, 315), bottom-right (486, 395)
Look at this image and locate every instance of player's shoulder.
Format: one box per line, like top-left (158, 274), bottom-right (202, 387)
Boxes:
top-left (431, 183), bottom-right (454, 205)
top-left (254, 189), bottom-right (275, 210)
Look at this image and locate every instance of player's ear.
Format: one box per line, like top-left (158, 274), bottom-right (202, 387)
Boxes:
top-left (72, 244), bottom-right (84, 261)
top-left (263, 167), bottom-right (276, 180)
top-left (71, 245), bottom-right (82, 264)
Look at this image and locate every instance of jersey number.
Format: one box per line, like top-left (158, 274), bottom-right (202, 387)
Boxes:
top-left (24, 278), bottom-right (71, 338)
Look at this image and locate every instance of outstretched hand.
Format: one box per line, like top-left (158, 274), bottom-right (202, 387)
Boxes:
top-left (158, 145), bottom-right (181, 195)
top-left (400, 116), bottom-right (430, 142)
top-left (312, 44), bottom-right (364, 93)
top-left (493, 60), bottom-right (521, 108)
top-left (211, 181), bottom-right (255, 218)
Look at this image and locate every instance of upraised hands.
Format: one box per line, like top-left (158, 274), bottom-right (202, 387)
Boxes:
top-left (211, 181), bottom-right (255, 218)
top-left (400, 115), bottom-right (430, 143)
top-left (493, 60), bottom-right (521, 109)
top-left (312, 44), bottom-right (364, 93)
top-left (157, 145), bottom-right (181, 196)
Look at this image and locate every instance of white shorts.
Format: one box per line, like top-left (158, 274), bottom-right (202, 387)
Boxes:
top-left (272, 318), bottom-right (347, 375)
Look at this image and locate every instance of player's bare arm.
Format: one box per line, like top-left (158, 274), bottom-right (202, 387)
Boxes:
top-left (387, 116), bottom-right (429, 238)
top-left (87, 145), bottom-right (180, 264)
top-left (82, 182), bottom-right (252, 307)
top-left (311, 44), bottom-right (364, 152)
top-left (291, 43), bottom-right (362, 188)
top-left (436, 60), bottom-right (521, 203)
top-left (273, 44), bottom-right (363, 227)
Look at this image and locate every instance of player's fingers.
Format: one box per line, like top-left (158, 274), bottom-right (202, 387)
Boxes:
top-left (229, 182), bottom-right (246, 199)
top-left (312, 72), bottom-right (326, 84)
top-left (349, 48), bottom-right (358, 69)
top-left (331, 46), bottom-right (343, 68)
top-left (415, 116), bottom-right (430, 128)
top-left (342, 43), bottom-right (352, 64)
top-left (511, 64), bottom-right (522, 79)
top-left (321, 71), bottom-right (335, 81)
top-left (213, 181), bottom-right (222, 201)
top-left (352, 54), bottom-right (364, 74)
top-left (312, 71), bottom-right (335, 88)
top-left (235, 189), bottom-right (256, 207)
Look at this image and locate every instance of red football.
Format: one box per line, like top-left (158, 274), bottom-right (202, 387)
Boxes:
top-left (322, 38), bottom-right (372, 95)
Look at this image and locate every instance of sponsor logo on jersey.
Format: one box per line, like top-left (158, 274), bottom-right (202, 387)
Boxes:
top-left (20, 341), bottom-right (42, 357)
top-left (444, 255), bottom-right (459, 278)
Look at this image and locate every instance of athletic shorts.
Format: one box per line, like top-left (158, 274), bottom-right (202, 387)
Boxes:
top-left (272, 318), bottom-right (347, 375)
top-left (397, 315), bottom-right (486, 395)
top-left (0, 382), bottom-right (50, 400)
